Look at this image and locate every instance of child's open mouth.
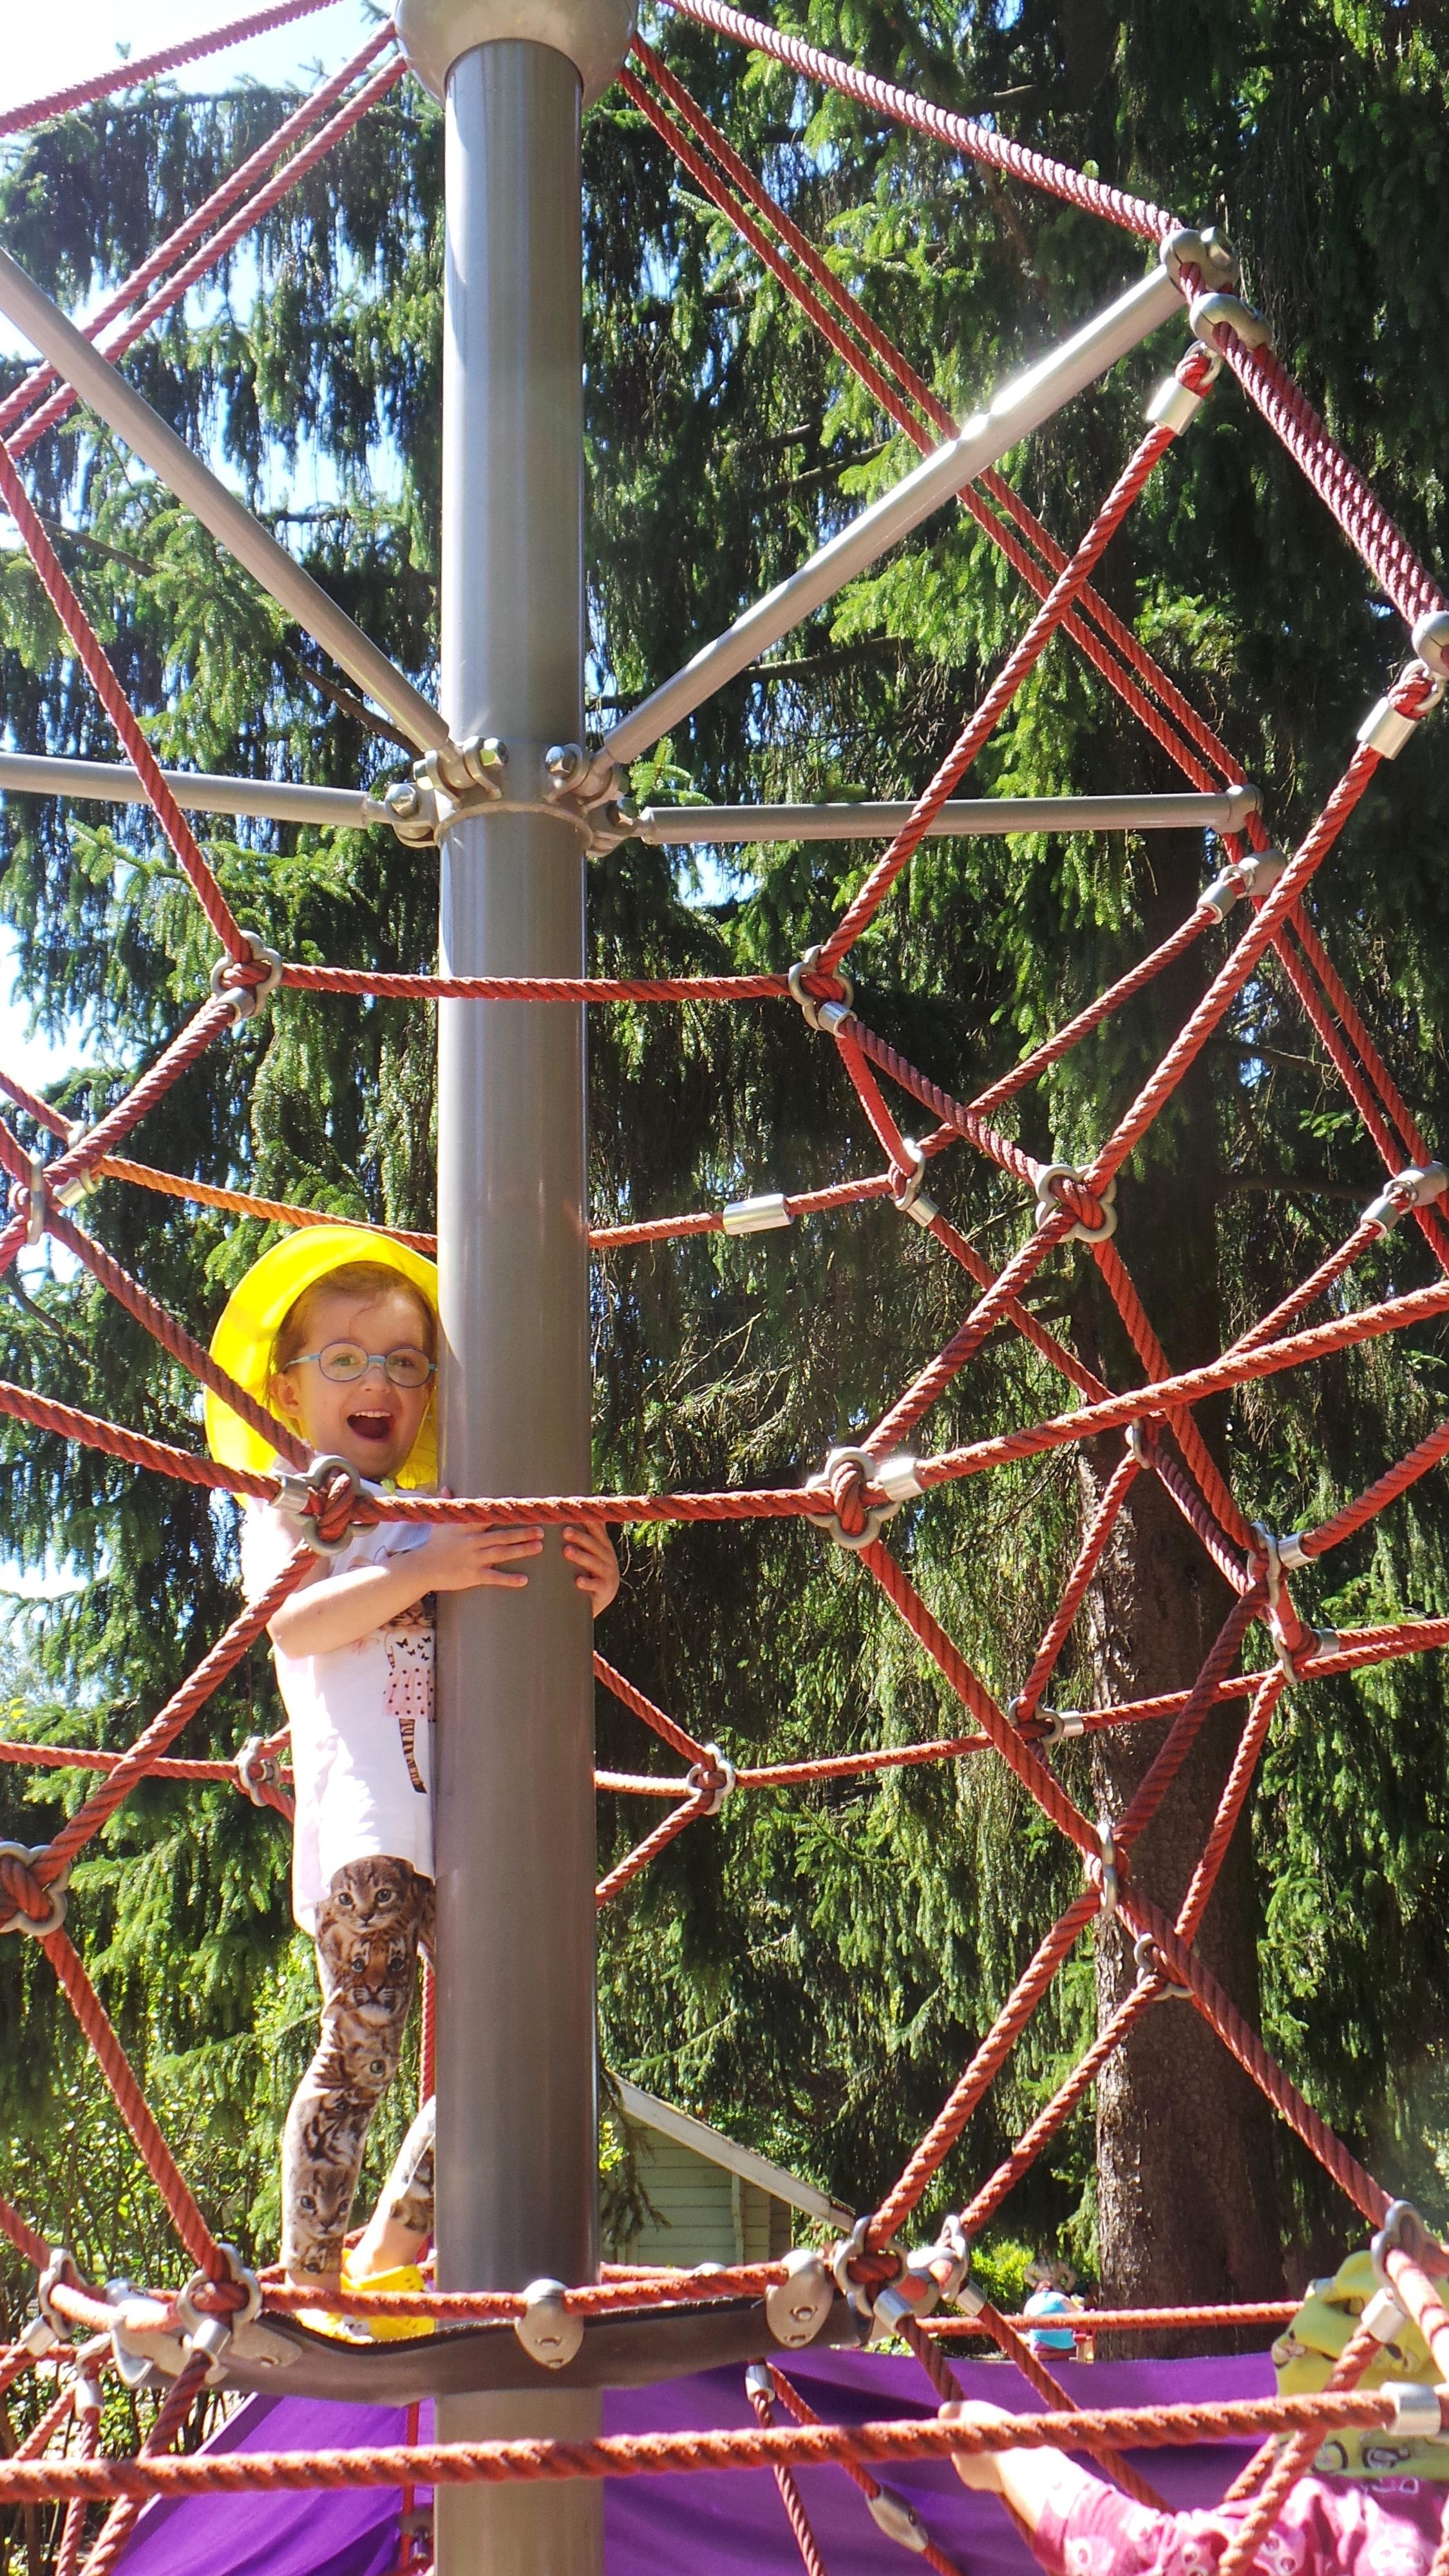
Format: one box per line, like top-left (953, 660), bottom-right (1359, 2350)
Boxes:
top-left (346, 1409), bottom-right (395, 1444)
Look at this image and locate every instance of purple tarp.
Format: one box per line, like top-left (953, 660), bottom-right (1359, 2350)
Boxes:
top-left (118, 2347), bottom-right (1278, 2576)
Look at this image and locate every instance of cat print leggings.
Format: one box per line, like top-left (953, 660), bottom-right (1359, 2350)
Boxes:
top-left (281, 1853), bottom-right (437, 2280)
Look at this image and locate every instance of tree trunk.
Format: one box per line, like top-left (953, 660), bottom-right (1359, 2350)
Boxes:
top-left (1075, 831), bottom-right (1284, 2341)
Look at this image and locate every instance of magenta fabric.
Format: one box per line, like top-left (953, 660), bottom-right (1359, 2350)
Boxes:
top-left (117, 2347), bottom-right (1286, 2575)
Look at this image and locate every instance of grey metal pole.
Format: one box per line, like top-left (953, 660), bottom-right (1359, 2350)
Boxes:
top-left (603, 261), bottom-right (1180, 766)
top-left (0, 750), bottom-right (380, 830)
top-left (403, 6), bottom-right (627, 2565)
top-left (636, 787), bottom-right (1261, 842)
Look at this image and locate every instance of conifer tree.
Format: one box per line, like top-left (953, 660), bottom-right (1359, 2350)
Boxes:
top-left (1, 5), bottom-right (1448, 2392)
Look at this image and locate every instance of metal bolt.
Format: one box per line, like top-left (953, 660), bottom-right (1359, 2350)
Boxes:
top-left (545, 741), bottom-right (587, 791)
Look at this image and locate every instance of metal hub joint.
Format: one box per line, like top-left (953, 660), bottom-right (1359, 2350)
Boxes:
top-left (394, 0), bottom-right (637, 104)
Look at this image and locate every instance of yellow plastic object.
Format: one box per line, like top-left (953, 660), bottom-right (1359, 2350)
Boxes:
top-left (204, 1226), bottom-right (439, 1487)
top-left (1273, 2246), bottom-right (1449, 2477)
top-left (341, 2253), bottom-right (437, 2342)
top-left (294, 2304), bottom-right (366, 2342)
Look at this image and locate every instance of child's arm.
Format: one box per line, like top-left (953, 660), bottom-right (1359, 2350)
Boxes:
top-left (940, 2402), bottom-right (1065, 2534)
top-left (269, 1524), bottom-right (545, 1658)
top-left (942, 2402), bottom-right (1366, 2576)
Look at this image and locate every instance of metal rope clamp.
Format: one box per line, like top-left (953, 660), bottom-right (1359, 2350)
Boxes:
top-left (0, 1842), bottom-right (69, 1939)
top-left (890, 1138), bottom-right (938, 1231)
top-left (15, 1153), bottom-right (47, 1247)
top-left (211, 931), bottom-right (283, 1027)
top-left (54, 1121), bottom-right (104, 1214)
top-left (1372, 2199), bottom-right (1437, 2281)
top-left (1159, 225), bottom-right (1240, 293)
top-left (831, 2215), bottom-right (882, 2333)
top-left (869, 2214), bottom-right (974, 2345)
top-left (1091, 1815), bottom-right (1121, 1919)
top-left (275, 1453), bottom-right (364, 1558)
top-left (788, 943), bottom-right (855, 1032)
top-left (105, 2278), bottom-right (192, 2392)
top-left (234, 1734), bottom-right (285, 1808)
top-left (1189, 290), bottom-right (1274, 359)
top-left (687, 1743), bottom-right (737, 1815)
top-left (1144, 345), bottom-right (1222, 438)
top-left (35, 2248), bottom-right (81, 2341)
top-left (1035, 1163), bottom-right (1117, 1245)
top-left (1358, 664), bottom-right (1447, 759)
top-left (1200, 844), bottom-right (1287, 922)
top-left (515, 2278), bottom-right (585, 2371)
top-left (765, 2247), bottom-right (837, 2350)
top-left (1249, 1522), bottom-right (1334, 1676)
top-left (869, 2486), bottom-right (932, 2552)
top-left (1009, 1696), bottom-right (1085, 1750)
top-left (1133, 1930), bottom-right (1191, 2001)
top-left (1363, 1163), bottom-right (1448, 1233)
top-left (177, 2246), bottom-right (270, 2382)
top-left (812, 1446), bottom-right (923, 1550)
top-left (1412, 612), bottom-right (1449, 684)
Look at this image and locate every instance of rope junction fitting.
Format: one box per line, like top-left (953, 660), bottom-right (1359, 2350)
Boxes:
top-left (0, 0), bottom-right (1448, 2537)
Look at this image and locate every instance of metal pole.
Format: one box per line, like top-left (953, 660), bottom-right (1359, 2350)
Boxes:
top-left (0, 751), bottom-right (379, 830)
top-left (636, 787), bottom-right (1260, 842)
top-left (603, 261), bottom-right (1180, 766)
top-left (411, 11), bottom-right (618, 2568)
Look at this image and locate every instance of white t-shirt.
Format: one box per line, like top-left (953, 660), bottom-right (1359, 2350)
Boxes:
top-left (241, 1494), bottom-right (435, 1933)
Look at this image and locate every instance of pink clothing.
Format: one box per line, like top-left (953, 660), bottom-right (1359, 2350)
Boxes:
top-left (1034, 2458), bottom-right (1448, 2576)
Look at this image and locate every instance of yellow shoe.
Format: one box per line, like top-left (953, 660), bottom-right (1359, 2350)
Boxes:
top-left (341, 2254), bottom-right (436, 2341)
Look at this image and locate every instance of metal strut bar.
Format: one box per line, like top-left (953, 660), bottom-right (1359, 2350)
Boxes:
top-left (637, 788), bottom-right (1260, 843)
top-left (0, 245), bottom-right (447, 755)
top-left (0, 753), bottom-right (382, 832)
top-left (602, 261), bottom-right (1181, 766)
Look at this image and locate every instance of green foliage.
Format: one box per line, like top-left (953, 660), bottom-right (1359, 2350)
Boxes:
top-left (1, 0), bottom-right (1448, 2351)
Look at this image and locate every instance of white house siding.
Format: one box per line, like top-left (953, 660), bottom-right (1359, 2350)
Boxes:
top-left (621, 2129), bottom-right (799, 2268)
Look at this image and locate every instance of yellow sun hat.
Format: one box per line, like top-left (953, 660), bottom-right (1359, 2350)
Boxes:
top-left (205, 1226), bottom-right (440, 1488)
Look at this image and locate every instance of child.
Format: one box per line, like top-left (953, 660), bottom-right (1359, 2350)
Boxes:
top-left (1024, 2257), bottom-right (1084, 2362)
top-left (940, 2400), bottom-right (1449, 2575)
top-left (205, 1227), bottom-right (619, 2307)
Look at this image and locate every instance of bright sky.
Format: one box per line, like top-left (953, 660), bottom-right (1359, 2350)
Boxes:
top-left (0, 2), bottom-right (383, 120)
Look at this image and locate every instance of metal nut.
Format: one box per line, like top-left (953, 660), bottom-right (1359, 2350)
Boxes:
top-left (764, 2250), bottom-right (835, 2350)
top-left (514, 2278), bottom-right (583, 2370)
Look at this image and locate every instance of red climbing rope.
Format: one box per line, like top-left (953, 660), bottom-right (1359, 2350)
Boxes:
top-left (0, 0), bottom-right (344, 142)
top-left (0, 35), bottom-right (400, 453)
top-left (657, 0), bottom-right (1179, 242)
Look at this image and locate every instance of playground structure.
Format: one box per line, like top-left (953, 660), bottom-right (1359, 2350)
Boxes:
top-left (1, 0), bottom-right (1448, 2571)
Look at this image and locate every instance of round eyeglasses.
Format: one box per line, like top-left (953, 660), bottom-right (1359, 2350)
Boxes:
top-left (288, 1341), bottom-right (436, 1390)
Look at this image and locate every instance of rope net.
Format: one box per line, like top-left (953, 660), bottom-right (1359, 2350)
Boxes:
top-left (2, 3), bottom-right (1449, 2559)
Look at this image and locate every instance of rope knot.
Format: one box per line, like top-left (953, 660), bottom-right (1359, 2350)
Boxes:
top-left (0, 1842), bottom-right (68, 1938)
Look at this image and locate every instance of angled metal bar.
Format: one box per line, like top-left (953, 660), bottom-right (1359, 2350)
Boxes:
top-left (0, 751), bottom-right (379, 830)
top-left (0, 243), bottom-right (448, 753)
top-left (638, 788), bottom-right (1259, 843)
top-left (601, 262), bottom-right (1182, 766)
